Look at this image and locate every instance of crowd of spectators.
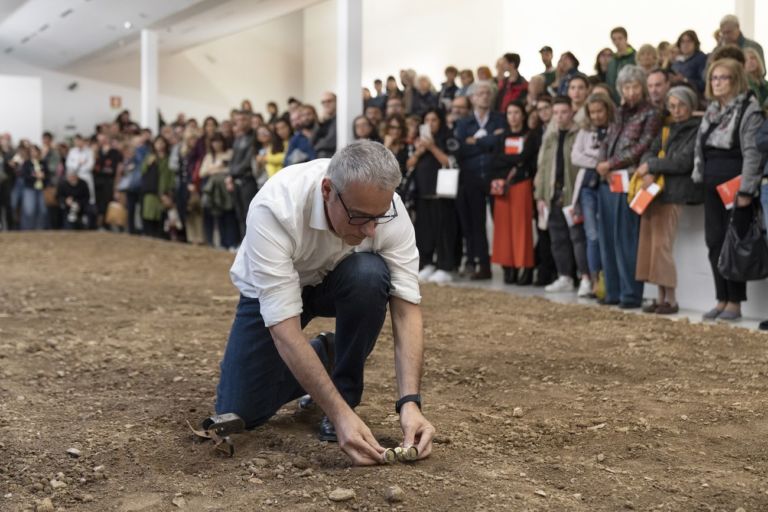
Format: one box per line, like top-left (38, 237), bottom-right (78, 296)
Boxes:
top-left (2, 14), bottom-right (768, 328)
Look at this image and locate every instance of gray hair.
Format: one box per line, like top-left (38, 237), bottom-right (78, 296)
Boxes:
top-left (616, 65), bottom-right (648, 99)
top-left (467, 80), bottom-right (493, 97)
top-left (720, 14), bottom-right (739, 28)
top-left (327, 140), bottom-right (402, 192)
top-left (667, 86), bottom-right (698, 111)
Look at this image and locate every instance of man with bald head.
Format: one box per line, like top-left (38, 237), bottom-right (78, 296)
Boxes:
top-left (719, 14), bottom-right (764, 67)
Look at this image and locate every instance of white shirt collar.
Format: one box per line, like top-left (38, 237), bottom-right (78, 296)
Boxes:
top-left (309, 176), bottom-right (330, 231)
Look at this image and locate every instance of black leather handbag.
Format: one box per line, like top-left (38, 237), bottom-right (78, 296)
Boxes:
top-left (718, 204), bottom-right (768, 282)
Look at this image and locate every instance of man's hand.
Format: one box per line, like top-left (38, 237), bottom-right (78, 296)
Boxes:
top-left (335, 410), bottom-right (386, 466)
top-left (225, 175), bottom-right (234, 193)
top-left (399, 402), bottom-right (435, 460)
top-left (596, 161), bottom-right (611, 177)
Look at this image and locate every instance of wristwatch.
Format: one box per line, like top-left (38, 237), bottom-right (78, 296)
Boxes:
top-left (395, 394), bottom-right (422, 414)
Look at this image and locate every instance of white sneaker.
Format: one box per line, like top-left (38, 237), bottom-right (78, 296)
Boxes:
top-left (545, 276), bottom-right (575, 293)
top-left (577, 277), bottom-right (592, 297)
top-left (427, 269), bottom-right (453, 284)
top-left (418, 265), bottom-right (436, 282)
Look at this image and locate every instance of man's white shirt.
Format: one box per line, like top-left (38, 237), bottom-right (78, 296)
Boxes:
top-left (230, 159), bottom-right (421, 327)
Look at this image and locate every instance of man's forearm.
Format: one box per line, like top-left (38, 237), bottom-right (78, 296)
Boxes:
top-left (270, 317), bottom-right (350, 421)
top-left (390, 297), bottom-right (424, 398)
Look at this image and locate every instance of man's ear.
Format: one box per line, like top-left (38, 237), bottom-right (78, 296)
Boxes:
top-left (321, 177), bottom-right (332, 201)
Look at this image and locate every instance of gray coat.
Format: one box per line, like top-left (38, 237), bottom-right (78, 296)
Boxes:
top-left (640, 117), bottom-right (703, 204)
top-left (692, 97), bottom-right (764, 195)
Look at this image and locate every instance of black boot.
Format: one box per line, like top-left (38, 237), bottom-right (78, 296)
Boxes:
top-left (503, 266), bottom-right (518, 284)
top-left (517, 268), bottom-right (533, 286)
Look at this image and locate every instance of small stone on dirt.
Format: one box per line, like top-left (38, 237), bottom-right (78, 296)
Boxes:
top-left (172, 496), bottom-right (187, 508)
top-left (385, 485), bottom-right (405, 503)
top-left (50, 479), bottom-right (67, 489)
top-left (512, 407), bottom-right (524, 417)
top-left (66, 448), bottom-right (81, 458)
top-left (36, 498), bottom-right (54, 512)
top-left (534, 490), bottom-right (547, 497)
top-left (596, 453), bottom-right (606, 462)
top-left (329, 488), bottom-right (356, 502)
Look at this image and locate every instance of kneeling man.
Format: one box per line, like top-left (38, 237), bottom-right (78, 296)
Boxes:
top-left (217, 140), bottom-right (435, 465)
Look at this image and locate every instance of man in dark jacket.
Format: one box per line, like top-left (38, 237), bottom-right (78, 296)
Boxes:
top-left (228, 110), bottom-right (256, 241)
top-left (456, 81), bottom-right (506, 279)
top-left (314, 92), bottom-right (337, 158)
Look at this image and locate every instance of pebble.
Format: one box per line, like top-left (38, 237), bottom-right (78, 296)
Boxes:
top-left (512, 407), bottom-right (524, 418)
top-left (66, 448), bottom-right (81, 458)
top-left (172, 496), bottom-right (187, 508)
top-left (93, 465), bottom-right (105, 472)
top-left (329, 488), bottom-right (356, 502)
top-left (82, 494), bottom-right (94, 503)
top-left (735, 508), bottom-right (746, 512)
top-left (385, 485), bottom-right (405, 503)
top-left (624, 501), bottom-right (635, 509)
top-left (596, 453), bottom-right (606, 463)
top-left (534, 490), bottom-right (547, 497)
top-left (36, 498), bottom-right (54, 512)
top-left (50, 479), bottom-right (67, 490)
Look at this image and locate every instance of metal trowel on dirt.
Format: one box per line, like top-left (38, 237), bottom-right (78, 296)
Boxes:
top-left (187, 413), bottom-right (245, 457)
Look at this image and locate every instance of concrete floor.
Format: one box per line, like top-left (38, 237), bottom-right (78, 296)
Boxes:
top-left (440, 264), bottom-right (766, 333)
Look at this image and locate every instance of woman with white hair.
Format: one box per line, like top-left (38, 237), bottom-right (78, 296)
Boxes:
top-left (411, 75), bottom-right (439, 117)
top-left (595, 65), bottom-right (661, 308)
top-left (634, 86), bottom-right (703, 314)
top-left (692, 58), bottom-right (763, 321)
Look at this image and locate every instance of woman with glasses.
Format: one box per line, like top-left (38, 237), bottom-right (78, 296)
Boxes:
top-left (671, 30), bottom-right (707, 94)
top-left (595, 65), bottom-right (661, 309)
top-left (693, 58), bottom-right (764, 321)
top-left (406, 108), bottom-right (457, 284)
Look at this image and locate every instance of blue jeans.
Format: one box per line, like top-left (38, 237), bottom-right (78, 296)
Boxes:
top-left (215, 252), bottom-right (391, 428)
top-left (579, 184), bottom-right (602, 275)
top-left (598, 183), bottom-right (644, 305)
top-left (20, 188), bottom-right (47, 230)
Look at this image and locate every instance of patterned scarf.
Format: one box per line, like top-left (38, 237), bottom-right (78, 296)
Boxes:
top-left (699, 92), bottom-right (749, 149)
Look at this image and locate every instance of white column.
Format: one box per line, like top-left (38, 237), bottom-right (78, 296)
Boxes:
top-left (735, 0), bottom-right (755, 39)
top-left (336, 0), bottom-right (362, 149)
top-left (140, 29), bottom-right (159, 135)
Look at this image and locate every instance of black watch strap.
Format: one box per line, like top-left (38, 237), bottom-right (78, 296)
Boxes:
top-left (395, 394), bottom-right (422, 414)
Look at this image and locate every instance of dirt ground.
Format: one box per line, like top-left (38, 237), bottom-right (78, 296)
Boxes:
top-left (1, 232), bottom-right (768, 512)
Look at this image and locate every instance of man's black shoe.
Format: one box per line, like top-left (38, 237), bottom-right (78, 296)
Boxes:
top-left (759, 319), bottom-right (768, 331)
top-left (318, 415), bottom-right (337, 442)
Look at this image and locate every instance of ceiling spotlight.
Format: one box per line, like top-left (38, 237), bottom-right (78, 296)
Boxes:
top-left (123, 21), bottom-right (132, 30)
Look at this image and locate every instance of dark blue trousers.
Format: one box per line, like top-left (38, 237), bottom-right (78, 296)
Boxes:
top-left (215, 252), bottom-right (391, 428)
top-left (598, 182), bottom-right (644, 305)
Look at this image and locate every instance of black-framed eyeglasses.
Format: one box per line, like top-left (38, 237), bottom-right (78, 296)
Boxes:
top-left (332, 184), bottom-right (398, 225)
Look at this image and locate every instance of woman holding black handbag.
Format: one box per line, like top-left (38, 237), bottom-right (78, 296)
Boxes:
top-left (490, 101), bottom-right (540, 285)
top-left (692, 58), bottom-right (764, 322)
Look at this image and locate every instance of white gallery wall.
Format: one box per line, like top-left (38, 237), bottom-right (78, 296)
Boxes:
top-left (0, 75), bottom-right (42, 145)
